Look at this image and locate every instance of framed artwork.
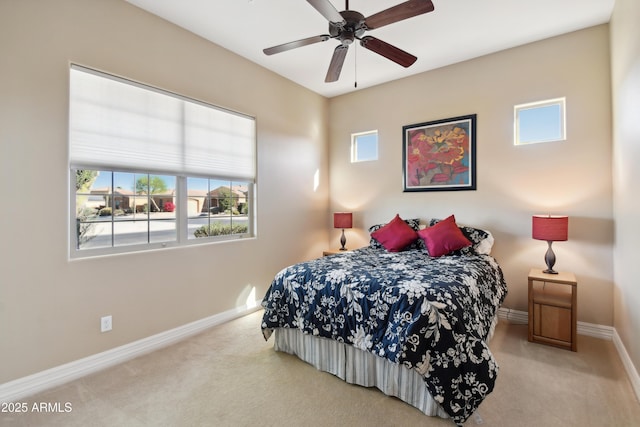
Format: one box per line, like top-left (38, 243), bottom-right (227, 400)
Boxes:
top-left (402, 114), bottom-right (476, 192)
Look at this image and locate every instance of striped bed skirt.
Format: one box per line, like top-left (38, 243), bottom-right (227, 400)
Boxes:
top-left (273, 327), bottom-right (450, 419)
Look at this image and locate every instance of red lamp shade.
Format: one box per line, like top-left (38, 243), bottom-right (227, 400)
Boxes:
top-left (333, 212), bottom-right (353, 229)
top-left (532, 215), bottom-right (568, 241)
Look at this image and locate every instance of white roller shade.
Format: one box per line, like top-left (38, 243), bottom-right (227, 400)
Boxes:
top-left (69, 65), bottom-right (256, 181)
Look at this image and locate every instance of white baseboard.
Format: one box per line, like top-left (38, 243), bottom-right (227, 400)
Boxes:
top-left (577, 321), bottom-right (615, 340)
top-left (497, 307), bottom-right (529, 325)
top-left (0, 302), bottom-right (263, 403)
top-left (612, 329), bottom-right (640, 403)
top-left (496, 307), bottom-right (614, 340)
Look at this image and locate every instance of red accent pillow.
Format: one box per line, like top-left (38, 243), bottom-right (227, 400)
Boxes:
top-left (418, 215), bottom-right (472, 257)
top-left (371, 214), bottom-right (418, 252)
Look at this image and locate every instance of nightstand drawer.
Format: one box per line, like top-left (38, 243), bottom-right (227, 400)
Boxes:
top-left (532, 288), bottom-right (571, 308)
top-left (533, 303), bottom-right (572, 342)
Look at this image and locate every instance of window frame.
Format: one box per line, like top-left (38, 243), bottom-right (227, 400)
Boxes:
top-left (69, 65), bottom-right (256, 259)
top-left (351, 130), bottom-right (379, 163)
top-left (514, 97), bottom-right (566, 146)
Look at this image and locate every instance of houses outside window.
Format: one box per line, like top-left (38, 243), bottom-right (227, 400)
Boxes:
top-left (70, 65), bottom-right (255, 258)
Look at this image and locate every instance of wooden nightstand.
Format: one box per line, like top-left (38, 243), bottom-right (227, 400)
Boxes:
top-left (528, 268), bottom-right (577, 351)
top-left (322, 249), bottom-right (349, 256)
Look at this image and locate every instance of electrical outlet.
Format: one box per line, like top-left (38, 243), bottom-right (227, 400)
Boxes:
top-left (101, 315), bottom-right (112, 332)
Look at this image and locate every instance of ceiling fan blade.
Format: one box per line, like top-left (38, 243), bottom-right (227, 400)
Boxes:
top-left (263, 35), bottom-right (331, 55)
top-left (307, 0), bottom-right (346, 26)
top-left (360, 36), bottom-right (417, 68)
top-left (325, 45), bottom-right (349, 82)
top-left (364, 0), bottom-right (434, 30)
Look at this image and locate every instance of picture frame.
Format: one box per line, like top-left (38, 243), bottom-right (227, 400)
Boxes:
top-left (402, 114), bottom-right (476, 192)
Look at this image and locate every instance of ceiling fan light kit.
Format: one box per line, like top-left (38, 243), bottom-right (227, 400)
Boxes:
top-left (263, 0), bottom-right (435, 83)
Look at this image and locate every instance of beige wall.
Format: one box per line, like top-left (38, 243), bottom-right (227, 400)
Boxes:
top-left (0, 0), bottom-right (329, 382)
top-left (0, 0), bottom-right (631, 390)
top-left (611, 0), bottom-right (640, 377)
top-left (328, 25), bottom-right (613, 326)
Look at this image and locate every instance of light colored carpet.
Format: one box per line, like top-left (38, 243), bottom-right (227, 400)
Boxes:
top-left (2, 310), bottom-right (639, 426)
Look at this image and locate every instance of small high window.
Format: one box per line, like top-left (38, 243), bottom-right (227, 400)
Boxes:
top-left (514, 98), bottom-right (566, 145)
top-left (351, 130), bottom-right (378, 162)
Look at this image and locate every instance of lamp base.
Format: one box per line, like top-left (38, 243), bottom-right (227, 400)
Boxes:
top-left (543, 241), bottom-right (558, 274)
top-left (339, 229), bottom-right (347, 251)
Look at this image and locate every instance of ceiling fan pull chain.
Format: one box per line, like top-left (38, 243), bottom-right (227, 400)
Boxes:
top-left (354, 43), bottom-right (358, 88)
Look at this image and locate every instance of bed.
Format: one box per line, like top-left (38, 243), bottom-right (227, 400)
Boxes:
top-left (261, 215), bottom-right (508, 426)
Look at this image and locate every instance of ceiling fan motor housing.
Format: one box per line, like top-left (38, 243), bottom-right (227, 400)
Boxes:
top-left (330, 10), bottom-right (365, 46)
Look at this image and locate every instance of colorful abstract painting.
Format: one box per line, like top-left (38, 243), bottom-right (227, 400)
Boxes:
top-left (403, 114), bottom-right (476, 192)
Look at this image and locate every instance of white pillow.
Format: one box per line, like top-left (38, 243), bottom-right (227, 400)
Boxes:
top-left (474, 231), bottom-right (494, 255)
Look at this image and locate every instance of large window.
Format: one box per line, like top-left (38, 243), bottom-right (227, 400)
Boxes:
top-left (70, 65), bottom-right (255, 258)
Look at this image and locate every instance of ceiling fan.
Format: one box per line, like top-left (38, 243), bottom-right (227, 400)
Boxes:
top-left (263, 0), bottom-right (435, 83)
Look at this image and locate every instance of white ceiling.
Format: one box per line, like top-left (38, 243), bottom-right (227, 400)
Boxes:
top-left (125, 0), bottom-right (614, 98)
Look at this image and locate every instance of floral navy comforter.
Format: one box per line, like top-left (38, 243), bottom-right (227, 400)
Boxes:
top-left (261, 247), bottom-right (507, 425)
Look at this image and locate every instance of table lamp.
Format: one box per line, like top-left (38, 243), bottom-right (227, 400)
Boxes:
top-left (333, 212), bottom-right (352, 251)
top-left (532, 214), bottom-right (568, 274)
